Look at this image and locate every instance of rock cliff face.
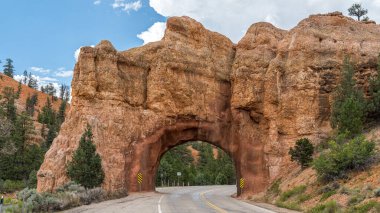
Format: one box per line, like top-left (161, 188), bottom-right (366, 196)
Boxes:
top-left (37, 12), bottom-right (380, 197)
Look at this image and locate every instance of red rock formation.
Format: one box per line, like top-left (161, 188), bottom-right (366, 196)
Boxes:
top-left (37, 12), bottom-right (380, 197)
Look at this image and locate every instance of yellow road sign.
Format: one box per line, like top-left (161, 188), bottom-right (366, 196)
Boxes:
top-left (239, 178), bottom-right (245, 189)
top-left (137, 173), bottom-right (143, 184)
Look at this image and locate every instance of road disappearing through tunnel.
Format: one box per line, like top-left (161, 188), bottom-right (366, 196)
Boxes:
top-left (65, 185), bottom-right (276, 213)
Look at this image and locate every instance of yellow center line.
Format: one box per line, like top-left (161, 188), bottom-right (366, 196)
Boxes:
top-left (200, 190), bottom-right (228, 213)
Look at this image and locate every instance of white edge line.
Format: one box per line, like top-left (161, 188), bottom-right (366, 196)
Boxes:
top-left (158, 195), bottom-right (164, 213)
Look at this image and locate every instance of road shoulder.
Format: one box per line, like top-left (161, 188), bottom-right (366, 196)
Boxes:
top-left (243, 200), bottom-right (301, 213)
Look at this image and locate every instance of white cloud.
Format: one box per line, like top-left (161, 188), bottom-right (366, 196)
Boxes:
top-left (137, 22), bottom-right (166, 44)
top-left (39, 76), bottom-right (58, 82)
top-left (56, 67), bottom-right (73, 77)
top-left (74, 47), bottom-right (81, 62)
top-left (13, 75), bottom-right (24, 83)
top-left (56, 70), bottom-right (73, 78)
top-left (112, 0), bottom-right (124, 8)
top-left (14, 74), bottom-right (60, 95)
top-left (148, 0), bottom-right (380, 42)
top-left (30, 66), bottom-right (50, 73)
top-left (94, 0), bottom-right (101, 5)
top-left (112, 0), bottom-right (142, 12)
top-left (374, 0), bottom-right (380, 7)
top-left (14, 74), bottom-right (57, 83)
top-left (74, 45), bottom-right (95, 62)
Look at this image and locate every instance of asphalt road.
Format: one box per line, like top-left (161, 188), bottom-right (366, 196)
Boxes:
top-left (65, 185), bottom-right (276, 213)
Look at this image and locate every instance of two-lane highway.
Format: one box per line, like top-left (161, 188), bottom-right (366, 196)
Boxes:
top-left (65, 185), bottom-right (276, 213)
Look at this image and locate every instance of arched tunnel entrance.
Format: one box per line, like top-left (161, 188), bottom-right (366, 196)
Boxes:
top-left (155, 141), bottom-right (236, 189)
top-left (125, 120), bottom-right (266, 197)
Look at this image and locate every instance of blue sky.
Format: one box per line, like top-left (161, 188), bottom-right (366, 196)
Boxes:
top-left (0, 0), bottom-right (165, 87)
top-left (1, 0), bottom-right (379, 91)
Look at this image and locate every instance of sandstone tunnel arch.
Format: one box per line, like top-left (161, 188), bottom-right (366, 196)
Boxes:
top-left (125, 121), bottom-right (247, 195)
top-left (154, 140), bottom-right (237, 188)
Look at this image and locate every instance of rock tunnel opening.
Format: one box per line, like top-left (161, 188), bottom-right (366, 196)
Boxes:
top-left (154, 141), bottom-right (237, 190)
top-left (127, 121), bottom-right (245, 196)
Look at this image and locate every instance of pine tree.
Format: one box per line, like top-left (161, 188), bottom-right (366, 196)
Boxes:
top-left (16, 82), bottom-right (22, 99)
top-left (67, 125), bottom-right (104, 188)
top-left (45, 125), bottom-right (56, 148)
top-left (289, 138), bottom-right (314, 168)
top-left (0, 112), bottom-right (37, 181)
top-left (331, 57), bottom-right (366, 137)
top-left (216, 150), bottom-right (235, 184)
top-left (38, 98), bottom-right (56, 126)
top-left (348, 3), bottom-right (368, 21)
top-left (27, 73), bottom-right (38, 89)
top-left (2, 87), bottom-right (17, 122)
top-left (367, 53), bottom-right (380, 119)
top-left (41, 83), bottom-right (56, 100)
top-left (27, 170), bottom-right (38, 188)
top-left (3, 58), bottom-right (14, 78)
top-left (59, 84), bottom-right (70, 101)
top-left (57, 100), bottom-right (67, 126)
top-left (0, 80), bottom-right (45, 184)
top-left (22, 70), bottom-right (28, 84)
top-left (25, 93), bottom-right (38, 117)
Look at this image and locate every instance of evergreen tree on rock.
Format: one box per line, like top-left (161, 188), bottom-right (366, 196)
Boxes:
top-left (289, 138), bottom-right (314, 169)
top-left (367, 53), bottom-right (380, 119)
top-left (331, 56), bottom-right (366, 137)
top-left (348, 3), bottom-right (368, 21)
top-left (67, 125), bottom-right (104, 189)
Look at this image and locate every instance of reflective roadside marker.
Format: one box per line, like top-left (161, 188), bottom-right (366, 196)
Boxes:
top-left (240, 178), bottom-right (245, 189)
top-left (137, 173), bottom-right (143, 184)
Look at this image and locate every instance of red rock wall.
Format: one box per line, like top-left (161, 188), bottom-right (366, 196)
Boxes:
top-left (37, 13), bottom-right (380, 197)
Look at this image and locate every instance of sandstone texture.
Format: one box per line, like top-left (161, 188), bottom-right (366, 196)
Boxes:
top-left (37, 13), bottom-right (380, 197)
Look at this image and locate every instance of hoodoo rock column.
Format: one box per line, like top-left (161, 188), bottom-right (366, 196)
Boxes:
top-left (38, 13), bottom-right (380, 197)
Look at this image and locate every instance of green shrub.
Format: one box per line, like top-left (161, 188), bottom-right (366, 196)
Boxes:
top-left (339, 186), bottom-right (352, 195)
top-left (308, 201), bottom-right (341, 213)
top-left (0, 179), bottom-right (3, 191)
top-left (319, 182), bottom-right (340, 194)
top-left (56, 181), bottom-right (85, 193)
top-left (4, 197), bottom-right (20, 205)
top-left (279, 185), bottom-right (306, 202)
top-left (214, 173), bottom-right (228, 185)
top-left (275, 201), bottom-right (301, 211)
top-left (27, 170), bottom-right (37, 188)
top-left (289, 138), bottom-right (314, 168)
top-left (55, 191), bottom-right (81, 209)
top-left (194, 173), bottom-right (208, 185)
top-left (320, 190), bottom-right (337, 201)
top-left (347, 194), bottom-right (365, 206)
top-left (374, 188), bottom-right (380, 197)
top-left (297, 194), bottom-right (312, 203)
top-left (347, 200), bottom-right (380, 213)
top-left (315, 139), bottom-right (330, 153)
top-left (15, 184), bottom-right (105, 211)
top-left (267, 179), bottom-right (281, 196)
top-left (313, 135), bottom-right (375, 181)
top-left (2, 180), bottom-right (25, 193)
top-left (78, 187), bottom-right (104, 205)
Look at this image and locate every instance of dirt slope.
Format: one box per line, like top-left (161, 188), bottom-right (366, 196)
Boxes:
top-left (251, 125), bottom-right (380, 211)
top-left (0, 73), bottom-right (69, 144)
